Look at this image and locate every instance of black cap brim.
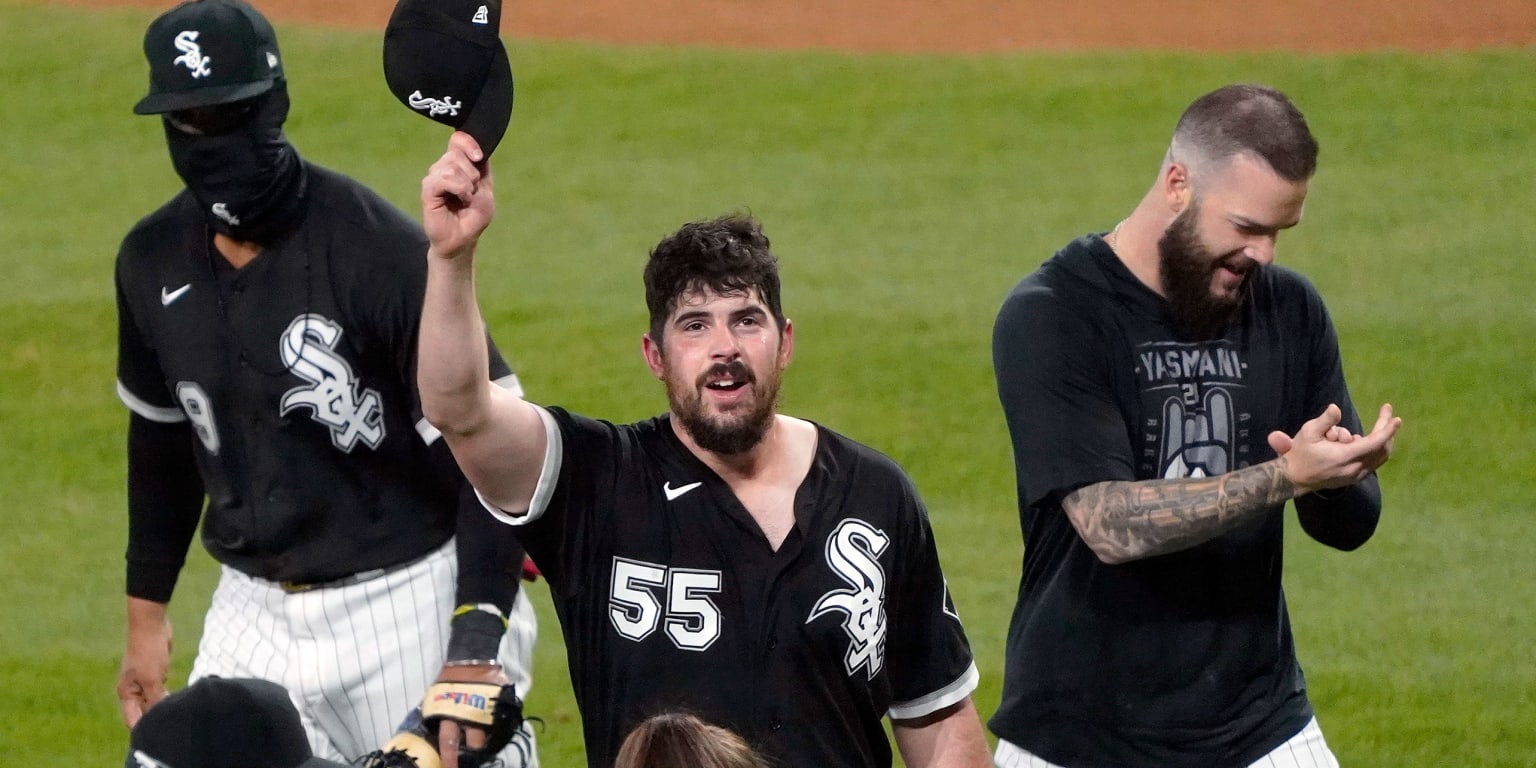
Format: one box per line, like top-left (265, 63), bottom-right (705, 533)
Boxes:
top-left (460, 43), bottom-right (512, 158)
top-left (133, 78), bottom-right (277, 115)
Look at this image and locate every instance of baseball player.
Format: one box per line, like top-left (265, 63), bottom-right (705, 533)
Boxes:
top-left (112, 1), bottom-right (537, 764)
top-left (414, 132), bottom-right (992, 768)
top-left (989, 84), bottom-right (1401, 766)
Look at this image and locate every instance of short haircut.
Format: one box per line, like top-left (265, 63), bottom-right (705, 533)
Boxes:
top-left (644, 213), bottom-right (785, 343)
top-left (613, 712), bottom-right (768, 768)
top-left (1170, 84), bottom-right (1319, 182)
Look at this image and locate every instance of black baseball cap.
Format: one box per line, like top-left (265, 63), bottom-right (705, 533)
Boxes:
top-left (134, 0), bottom-right (284, 115)
top-left (125, 677), bottom-right (350, 768)
top-left (383, 0), bottom-right (514, 157)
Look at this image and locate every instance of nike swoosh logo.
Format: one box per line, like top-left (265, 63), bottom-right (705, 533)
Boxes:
top-left (160, 283), bottom-right (192, 306)
top-left (663, 481), bottom-right (703, 501)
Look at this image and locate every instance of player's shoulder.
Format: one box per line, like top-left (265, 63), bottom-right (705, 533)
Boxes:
top-left (545, 406), bottom-right (665, 451)
top-left (303, 162), bottom-right (426, 244)
top-left (813, 423), bottom-right (923, 501)
top-left (119, 191), bottom-right (197, 262)
top-left (1001, 234), bottom-right (1107, 314)
top-left (994, 236), bottom-right (1112, 350)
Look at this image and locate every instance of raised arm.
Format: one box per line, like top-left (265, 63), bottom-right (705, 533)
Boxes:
top-left (1064, 402), bottom-right (1400, 564)
top-left (417, 132), bottom-right (547, 515)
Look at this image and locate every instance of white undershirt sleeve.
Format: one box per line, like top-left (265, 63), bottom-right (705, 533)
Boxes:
top-left (476, 405), bottom-right (563, 526)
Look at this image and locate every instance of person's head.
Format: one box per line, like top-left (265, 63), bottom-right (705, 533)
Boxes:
top-left (1154, 84), bottom-right (1318, 336)
top-left (641, 214), bottom-right (792, 456)
top-left (613, 712), bottom-right (769, 768)
top-left (126, 677), bottom-right (349, 768)
top-left (134, 0), bottom-right (305, 244)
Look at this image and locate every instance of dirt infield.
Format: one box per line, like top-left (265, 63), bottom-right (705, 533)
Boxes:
top-left (57, 0), bottom-right (1536, 52)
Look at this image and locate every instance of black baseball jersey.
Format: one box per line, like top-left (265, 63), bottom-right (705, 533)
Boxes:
top-left (989, 234), bottom-right (1379, 766)
top-left (488, 408), bottom-right (978, 768)
top-left (114, 162), bottom-right (515, 584)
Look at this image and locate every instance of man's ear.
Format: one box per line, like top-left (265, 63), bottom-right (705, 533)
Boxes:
top-left (641, 332), bottom-right (665, 380)
top-left (778, 318), bottom-right (795, 366)
top-left (1163, 161), bottom-right (1193, 213)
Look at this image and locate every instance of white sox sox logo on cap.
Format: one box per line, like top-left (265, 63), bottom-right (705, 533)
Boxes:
top-left (173, 30), bottom-right (212, 78)
top-left (409, 90), bottom-right (462, 117)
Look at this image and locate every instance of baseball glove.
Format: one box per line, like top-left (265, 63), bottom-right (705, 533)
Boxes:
top-left (358, 729), bottom-right (439, 768)
top-left (359, 682), bottom-right (523, 768)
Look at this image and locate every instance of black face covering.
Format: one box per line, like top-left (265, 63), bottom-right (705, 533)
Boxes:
top-left (164, 85), bottom-right (307, 245)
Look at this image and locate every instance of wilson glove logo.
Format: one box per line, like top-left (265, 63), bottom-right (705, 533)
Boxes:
top-left (278, 313), bottom-right (386, 451)
top-left (408, 90), bottom-right (462, 117)
top-left (172, 30), bottom-right (212, 78)
top-left (433, 690), bottom-right (489, 709)
top-left (808, 518), bottom-right (890, 679)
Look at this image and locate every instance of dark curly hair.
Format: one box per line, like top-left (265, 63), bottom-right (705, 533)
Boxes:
top-left (644, 214), bottom-right (786, 343)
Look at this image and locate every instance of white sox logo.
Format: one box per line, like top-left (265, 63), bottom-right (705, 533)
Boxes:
top-left (278, 314), bottom-right (386, 451)
top-left (408, 90), bottom-right (462, 117)
top-left (131, 750), bottom-right (173, 768)
top-left (807, 518), bottom-right (890, 679)
top-left (210, 202), bottom-right (240, 226)
top-left (173, 30), bottom-right (212, 78)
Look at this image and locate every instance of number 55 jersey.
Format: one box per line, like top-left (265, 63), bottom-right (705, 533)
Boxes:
top-left (489, 408), bottom-right (978, 768)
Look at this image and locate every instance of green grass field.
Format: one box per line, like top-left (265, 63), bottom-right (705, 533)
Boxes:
top-left (1, 2), bottom-right (1532, 765)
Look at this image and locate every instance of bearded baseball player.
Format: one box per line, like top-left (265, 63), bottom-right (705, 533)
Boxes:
top-left (415, 132), bottom-right (992, 768)
top-left (989, 85), bottom-right (1400, 767)
top-left (113, 1), bottom-right (536, 764)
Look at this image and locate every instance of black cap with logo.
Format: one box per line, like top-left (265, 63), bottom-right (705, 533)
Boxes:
top-left (382, 0), bottom-right (514, 157)
top-left (134, 0), bottom-right (284, 115)
top-left (126, 677), bottom-right (349, 768)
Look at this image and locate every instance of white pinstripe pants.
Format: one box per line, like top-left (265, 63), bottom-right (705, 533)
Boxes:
top-left (189, 539), bottom-right (539, 766)
top-left (994, 717), bottom-right (1339, 768)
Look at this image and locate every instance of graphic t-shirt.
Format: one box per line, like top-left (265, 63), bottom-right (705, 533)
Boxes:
top-left (989, 234), bottom-right (1365, 766)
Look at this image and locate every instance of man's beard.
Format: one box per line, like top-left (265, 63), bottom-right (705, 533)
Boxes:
top-left (1157, 205), bottom-right (1255, 338)
top-left (667, 359), bottom-right (782, 455)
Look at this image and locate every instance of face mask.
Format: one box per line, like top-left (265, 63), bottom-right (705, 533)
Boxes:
top-left (164, 85), bottom-right (306, 244)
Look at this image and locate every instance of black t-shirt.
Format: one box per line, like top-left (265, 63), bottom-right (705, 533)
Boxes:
top-left (115, 163), bottom-right (513, 583)
top-left (492, 408), bottom-right (978, 768)
top-left (988, 234), bottom-right (1365, 766)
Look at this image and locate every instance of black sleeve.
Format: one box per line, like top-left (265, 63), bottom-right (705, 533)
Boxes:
top-left (1291, 277), bottom-right (1381, 551)
top-left (1295, 475), bottom-right (1381, 551)
top-left (992, 280), bottom-right (1134, 510)
top-left (126, 414), bottom-right (206, 603)
top-left (885, 469), bottom-right (978, 719)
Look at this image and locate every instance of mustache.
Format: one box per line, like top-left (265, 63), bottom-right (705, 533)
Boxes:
top-left (696, 360), bottom-right (755, 388)
top-left (1215, 253), bottom-right (1261, 273)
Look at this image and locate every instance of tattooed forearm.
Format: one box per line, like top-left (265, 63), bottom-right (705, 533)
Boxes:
top-left (1062, 458), bottom-right (1297, 564)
